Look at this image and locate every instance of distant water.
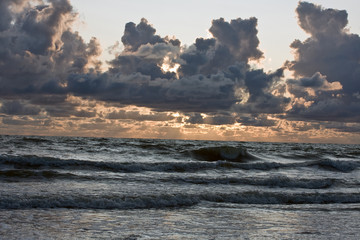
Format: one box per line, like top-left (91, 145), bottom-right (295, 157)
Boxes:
top-left (0, 135), bottom-right (359, 239)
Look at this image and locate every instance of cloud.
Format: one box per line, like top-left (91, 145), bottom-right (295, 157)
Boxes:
top-left (106, 110), bottom-right (175, 122)
top-left (178, 17), bottom-right (263, 76)
top-left (236, 115), bottom-right (277, 127)
top-left (66, 69), bottom-right (238, 112)
top-left (185, 113), bottom-right (236, 125)
top-left (0, 2), bottom-right (288, 119)
top-left (108, 42), bottom-right (179, 80)
top-left (0, 100), bottom-right (41, 115)
top-left (236, 68), bottom-right (290, 114)
top-left (1, 0), bottom-right (360, 139)
top-left (67, 15), bottom-right (287, 114)
top-left (2, 116), bottom-right (51, 126)
top-left (0, 0), bottom-right (101, 96)
top-left (0, 0), bottom-right (13, 32)
top-left (284, 2), bottom-right (360, 123)
top-left (121, 18), bottom-right (167, 52)
top-left (109, 18), bottom-right (182, 80)
top-left (67, 62), bottom-right (289, 115)
top-left (286, 2), bottom-right (360, 95)
top-left (286, 98), bottom-right (360, 122)
top-left (209, 17), bottom-right (263, 62)
top-left (288, 72), bottom-right (342, 91)
top-left (287, 72), bottom-right (342, 99)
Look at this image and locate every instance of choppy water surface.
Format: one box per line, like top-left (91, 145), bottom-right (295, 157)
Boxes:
top-left (0, 135), bottom-right (359, 239)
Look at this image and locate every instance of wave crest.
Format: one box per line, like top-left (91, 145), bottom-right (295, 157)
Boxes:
top-left (190, 146), bottom-right (254, 162)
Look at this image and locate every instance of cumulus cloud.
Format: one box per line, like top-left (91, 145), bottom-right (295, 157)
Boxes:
top-left (209, 17), bottom-right (263, 62)
top-left (66, 69), bottom-right (237, 112)
top-left (235, 68), bottom-right (290, 114)
top-left (178, 17), bottom-right (263, 76)
top-left (287, 72), bottom-right (342, 99)
top-left (0, 0), bottom-right (286, 119)
top-left (286, 98), bottom-right (360, 122)
top-left (286, 2), bottom-right (360, 95)
top-left (0, 0), bottom-right (101, 96)
top-left (121, 18), bottom-right (167, 52)
top-left (284, 2), bottom-right (360, 122)
top-left (68, 14), bottom-right (286, 114)
top-left (1, 0), bottom-right (360, 138)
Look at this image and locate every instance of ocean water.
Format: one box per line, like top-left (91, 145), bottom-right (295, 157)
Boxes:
top-left (0, 135), bottom-right (359, 239)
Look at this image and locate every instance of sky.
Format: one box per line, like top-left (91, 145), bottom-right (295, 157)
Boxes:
top-left (0, 0), bottom-right (360, 144)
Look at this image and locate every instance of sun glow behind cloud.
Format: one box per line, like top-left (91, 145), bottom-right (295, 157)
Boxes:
top-left (160, 56), bottom-right (181, 78)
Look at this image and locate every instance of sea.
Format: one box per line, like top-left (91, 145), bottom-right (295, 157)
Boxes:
top-left (0, 135), bottom-right (359, 239)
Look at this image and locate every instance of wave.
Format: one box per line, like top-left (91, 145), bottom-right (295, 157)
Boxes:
top-left (0, 169), bottom-right (87, 181)
top-left (190, 146), bottom-right (255, 162)
top-left (21, 136), bottom-right (53, 144)
top-left (0, 168), bottom-right (346, 190)
top-left (165, 176), bottom-right (337, 189)
top-left (309, 159), bottom-right (360, 172)
top-left (0, 155), bottom-right (227, 173)
top-left (1, 191), bottom-right (359, 210)
top-left (1, 154), bottom-right (359, 173)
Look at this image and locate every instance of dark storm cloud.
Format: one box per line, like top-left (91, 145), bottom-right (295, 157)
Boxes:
top-left (121, 18), bottom-right (166, 52)
top-left (0, 0), bottom-right (12, 32)
top-left (108, 18), bottom-right (183, 80)
top-left (71, 16), bottom-right (285, 113)
top-left (66, 68), bottom-right (238, 112)
top-left (209, 17), bottom-right (263, 62)
top-left (284, 2), bottom-right (360, 122)
top-left (324, 122), bottom-right (360, 133)
top-left (67, 61), bottom-right (287, 114)
top-left (178, 17), bottom-right (263, 76)
top-left (1, 0), bottom-right (359, 133)
top-left (40, 98), bottom-right (96, 118)
top-left (0, 1), bottom-right (286, 119)
top-left (185, 112), bottom-right (236, 125)
top-left (289, 72), bottom-right (331, 89)
top-left (287, 72), bottom-right (342, 99)
top-left (286, 98), bottom-right (360, 122)
top-left (0, 0), bottom-right (101, 96)
top-left (0, 100), bottom-right (41, 115)
top-left (234, 68), bottom-right (290, 114)
top-left (287, 1), bottom-right (360, 95)
top-left (108, 42), bottom-right (179, 80)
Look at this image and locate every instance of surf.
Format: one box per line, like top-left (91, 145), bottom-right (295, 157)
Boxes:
top-left (190, 146), bottom-right (256, 162)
